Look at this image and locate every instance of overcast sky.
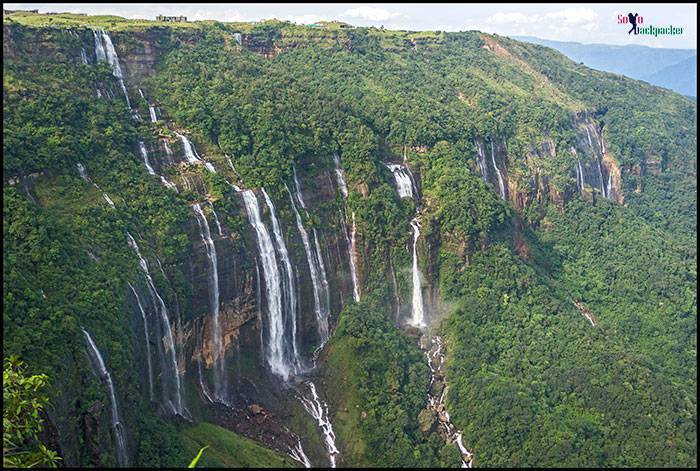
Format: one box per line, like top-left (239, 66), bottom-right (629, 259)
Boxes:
top-left (5, 3), bottom-right (697, 49)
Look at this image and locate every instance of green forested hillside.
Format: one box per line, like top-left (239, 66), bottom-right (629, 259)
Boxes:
top-left (3, 11), bottom-right (696, 468)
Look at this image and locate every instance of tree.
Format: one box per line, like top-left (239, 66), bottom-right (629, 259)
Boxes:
top-left (3, 356), bottom-right (61, 468)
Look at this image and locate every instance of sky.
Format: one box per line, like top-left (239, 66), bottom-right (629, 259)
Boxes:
top-left (4, 3), bottom-right (697, 49)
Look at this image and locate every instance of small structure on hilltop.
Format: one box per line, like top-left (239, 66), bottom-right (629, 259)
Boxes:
top-left (156, 15), bottom-right (187, 23)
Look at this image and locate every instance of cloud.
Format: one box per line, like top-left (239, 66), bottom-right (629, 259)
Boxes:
top-left (485, 12), bottom-right (533, 25)
top-left (342, 6), bottom-right (400, 22)
top-left (544, 8), bottom-right (598, 25)
top-left (485, 8), bottom-right (598, 27)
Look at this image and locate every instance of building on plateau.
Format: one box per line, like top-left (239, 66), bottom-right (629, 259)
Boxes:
top-left (156, 15), bottom-right (187, 22)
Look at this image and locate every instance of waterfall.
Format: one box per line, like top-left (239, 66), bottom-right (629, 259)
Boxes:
top-left (596, 158), bottom-right (607, 198)
top-left (409, 218), bottom-right (426, 327)
top-left (577, 158), bottom-right (585, 191)
top-left (476, 142), bottom-right (489, 181)
top-left (197, 359), bottom-right (215, 404)
top-left (138, 141), bottom-right (156, 175)
top-left (289, 438), bottom-right (312, 468)
top-left (607, 172), bottom-right (614, 199)
top-left (312, 229), bottom-right (331, 332)
top-left (332, 153), bottom-right (348, 198)
top-left (389, 256), bottom-right (400, 322)
top-left (241, 190), bottom-right (294, 379)
top-left (96, 30), bottom-right (131, 109)
top-left (127, 283), bottom-right (154, 401)
top-left (292, 166), bottom-right (307, 209)
top-left (298, 381), bottom-right (339, 467)
top-left (162, 140), bottom-right (174, 164)
top-left (126, 232), bottom-right (185, 416)
top-left (192, 203), bottom-right (226, 401)
top-left (149, 105), bottom-right (158, 123)
top-left (490, 141), bottom-right (506, 200)
top-left (261, 189), bottom-right (301, 369)
top-left (103, 193), bottom-right (116, 208)
top-left (80, 47), bottom-right (89, 64)
top-left (81, 329), bottom-right (129, 467)
top-left (77, 162), bottom-right (89, 181)
top-left (349, 212), bottom-right (360, 302)
top-left (177, 133), bottom-right (202, 164)
top-left (423, 336), bottom-right (473, 468)
top-left (93, 30), bottom-right (106, 62)
top-left (385, 163), bottom-right (414, 198)
top-left (209, 202), bottom-right (224, 236)
top-left (585, 125), bottom-right (593, 148)
top-left (286, 184), bottom-right (329, 344)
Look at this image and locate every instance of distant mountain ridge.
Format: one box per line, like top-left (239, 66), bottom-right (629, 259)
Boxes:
top-left (513, 36), bottom-right (696, 96)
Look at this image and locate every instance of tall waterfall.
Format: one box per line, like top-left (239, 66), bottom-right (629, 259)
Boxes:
top-left (312, 229), bottom-right (331, 329)
top-left (127, 283), bottom-right (154, 401)
top-left (490, 141), bottom-right (506, 200)
top-left (241, 190), bottom-right (296, 379)
top-left (332, 153), bottom-right (360, 300)
top-left (293, 166), bottom-right (307, 209)
top-left (94, 30), bottom-right (130, 109)
top-left (286, 184), bottom-right (330, 344)
top-left (385, 163), bottom-right (414, 198)
top-left (138, 141), bottom-right (156, 175)
top-left (261, 189), bottom-right (301, 369)
top-left (192, 203), bottom-right (226, 400)
top-left (148, 105), bottom-right (158, 123)
top-left (596, 158), bottom-right (607, 198)
top-left (349, 212), bottom-right (360, 302)
top-left (80, 47), bottom-right (89, 65)
top-left (476, 142), bottom-right (489, 181)
top-left (298, 381), bottom-right (340, 467)
top-left (332, 153), bottom-right (348, 198)
top-left (409, 218), bottom-right (426, 327)
top-left (93, 30), bottom-right (106, 62)
top-left (126, 232), bottom-right (185, 416)
top-left (82, 329), bottom-right (129, 467)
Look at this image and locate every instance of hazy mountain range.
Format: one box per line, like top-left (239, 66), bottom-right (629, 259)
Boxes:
top-left (514, 36), bottom-right (697, 97)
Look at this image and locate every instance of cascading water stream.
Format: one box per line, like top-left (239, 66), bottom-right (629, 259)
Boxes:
top-left (178, 133), bottom-right (203, 164)
top-left (127, 282), bottom-right (154, 401)
top-left (96, 30), bottom-right (131, 109)
top-left (349, 211), bottom-right (361, 302)
top-left (289, 438), bottom-right (312, 468)
top-left (209, 202), bottom-right (224, 236)
top-left (286, 184), bottom-right (329, 344)
top-left (82, 329), bottom-right (129, 467)
top-left (138, 141), bottom-right (156, 175)
top-left (76, 163), bottom-right (116, 207)
top-left (192, 203), bottom-right (226, 401)
top-left (385, 163), bottom-right (414, 198)
top-left (241, 190), bottom-right (293, 379)
top-left (261, 189), bottom-right (301, 370)
top-left (332, 153), bottom-right (348, 198)
top-left (298, 381), bottom-right (340, 468)
top-left (80, 47), bottom-right (88, 64)
top-left (126, 232), bottom-right (185, 416)
top-left (423, 336), bottom-right (473, 468)
top-left (149, 105), bottom-right (158, 123)
top-left (476, 142), bottom-right (489, 181)
top-left (93, 30), bottom-right (106, 62)
top-left (490, 140), bottom-right (506, 200)
top-left (409, 218), bottom-right (426, 327)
